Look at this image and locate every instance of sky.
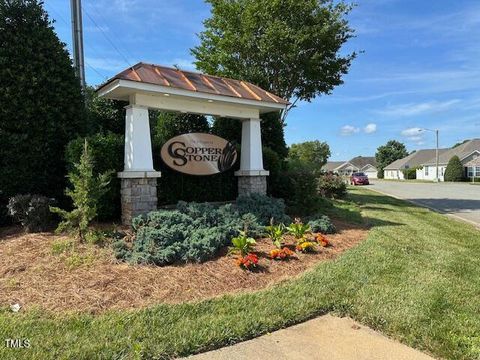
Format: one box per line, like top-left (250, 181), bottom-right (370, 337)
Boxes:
top-left (45, 0), bottom-right (480, 161)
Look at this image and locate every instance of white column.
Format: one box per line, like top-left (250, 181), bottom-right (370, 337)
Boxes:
top-left (118, 104), bottom-right (161, 178)
top-left (235, 118), bottom-right (269, 176)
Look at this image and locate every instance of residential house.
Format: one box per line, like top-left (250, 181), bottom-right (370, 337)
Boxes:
top-left (323, 156), bottom-right (378, 179)
top-left (384, 149), bottom-right (448, 180)
top-left (416, 139), bottom-right (480, 181)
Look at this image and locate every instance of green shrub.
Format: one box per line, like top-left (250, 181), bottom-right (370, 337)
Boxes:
top-left (7, 194), bottom-right (56, 232)
top-left (281, 167), bottom-right (319, 215)
top-left (236, 193), bottom-right (290, 225)
top-left (307, 215), bottom-right (336, 234)
top-left (115, 201), bottom-right (264, 265)
top-left (65, 132), bottom-right (124, 220)
top-left (402, 168), bottom-right (417, 180)
top-left (317, 173), bottom-right (347, 199)
top-left (51, 141), bottom-right (113, 241)
top-left (444, 156), bottom-right (465, 182)
top-left (0, 0), bottom-right (86, 224)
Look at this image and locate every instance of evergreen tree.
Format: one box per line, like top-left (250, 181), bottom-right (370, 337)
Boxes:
top-left (444, 156), bottom-right (464, 182)
top-left (51, 141), bottom-right (112, 241)
top-left (0, 0), bottom-right (86, 223)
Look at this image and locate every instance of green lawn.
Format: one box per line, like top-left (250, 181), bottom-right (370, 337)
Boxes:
top-left (1, 188), bottom-right (480, 360)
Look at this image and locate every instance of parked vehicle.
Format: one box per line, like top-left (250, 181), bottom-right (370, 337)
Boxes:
top-left (350, 172), bottom-right (370, 185)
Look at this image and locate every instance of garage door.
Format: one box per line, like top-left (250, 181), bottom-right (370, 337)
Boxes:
top-left (365, 170), bottom-right (377, 179)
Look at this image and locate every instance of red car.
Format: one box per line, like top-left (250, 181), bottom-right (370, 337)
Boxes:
top-left (350, 172), bottom-right (370, 185)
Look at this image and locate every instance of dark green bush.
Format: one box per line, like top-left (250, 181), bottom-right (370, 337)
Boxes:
top-left (0, 1), bottom-right (86, 222)
top-left (65, 132), bottom-right (124, 220)
top-left (317, 173), bottom-right (347, 199)
top-left (307, 215), bottom-right (336, 234)
top-left (280, 167), bottom-right (319, 216)
top-left (115, 201), bottom-right (264, 265)
top-left (236, 193), bottom-right (290, 225)
top-left (444, 156), bottom-right (465, 182)
top-left (7, 194), bottom-right (56, 232)
top-left (402, 168), bottom-right (417, 180)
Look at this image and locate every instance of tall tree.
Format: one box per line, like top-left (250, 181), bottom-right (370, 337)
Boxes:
top-left (192, 0), bottom-right (356, 123)
top-left (0, 0), bottom-right (86, 223)
top-left (288, 140), bottom-right (330, 170)
top-left (375, 140), bottom-right (409, 178)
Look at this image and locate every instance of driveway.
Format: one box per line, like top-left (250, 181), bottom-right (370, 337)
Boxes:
top-left (369, 180), bottom-right (480, 227)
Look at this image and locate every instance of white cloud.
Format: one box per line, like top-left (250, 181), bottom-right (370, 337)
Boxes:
top-left (340, 125), bottom-right (360, 136)
top-left (401, 127), bottom-right (427, 145)
top-left (401, 127), bottom-right (423, 137)
top-left (376, 100), bottom-right (461, 117)
top-left (364, 123), bottom-right (377, 134)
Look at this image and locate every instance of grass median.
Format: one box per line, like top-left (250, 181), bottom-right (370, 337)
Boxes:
top-left (1, 188), bottom-right (479, 359)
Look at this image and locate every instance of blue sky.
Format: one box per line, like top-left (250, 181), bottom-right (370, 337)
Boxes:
top-left (45, 0), bottom-right (480, 160)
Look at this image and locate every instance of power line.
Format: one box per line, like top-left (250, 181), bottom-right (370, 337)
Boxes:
top-left (84, 3), bottom-right (133, 66)
top-left (81, 6), bottom-right (133, 68)
top-left (44, 2), bottom-right (109, 82)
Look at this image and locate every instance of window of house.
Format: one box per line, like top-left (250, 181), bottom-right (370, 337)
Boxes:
top-left (425, 166), bottom-right (429, 176)
top-left (468, 167), bottom-right (474, 178)
top-left (476, 167), bottom-right (480, 177)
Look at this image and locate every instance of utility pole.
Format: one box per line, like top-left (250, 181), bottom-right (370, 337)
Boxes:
top-left (435, 129), bottom-right (439, 182)
top-left (71, 0), bottom-right (86, 91)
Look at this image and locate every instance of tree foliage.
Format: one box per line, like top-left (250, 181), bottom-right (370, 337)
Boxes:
top-left (192, 0), bottom-right (356, 122)
top-left (288, 140), bottom-right (330, 171)
top-left (0, 0), bottom-right (85, 224)
top-left (444, 156), bottom-right (464, 182)
top-left (375, 140), bottom-right (408, 178)
top-left (85, 87), bottom-right (126, 135)
top-left (51, 141), bottom-right (113, 241)
top-left (211, 113), bottom-right (288, 158)
top-left (153, 112), bottom-right (210, 145)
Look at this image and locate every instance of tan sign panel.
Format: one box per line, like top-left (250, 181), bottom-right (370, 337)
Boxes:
top-left (161, 133), bottom-right (238, 175)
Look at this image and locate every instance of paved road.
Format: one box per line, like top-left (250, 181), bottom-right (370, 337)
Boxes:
top-left (369, 180), bottom-right (480, 227)
top-left (184, 315), bottom-right (434, 360)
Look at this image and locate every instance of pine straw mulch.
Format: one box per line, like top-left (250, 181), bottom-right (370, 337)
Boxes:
top-left (0, 221), bottom-right (369, 314)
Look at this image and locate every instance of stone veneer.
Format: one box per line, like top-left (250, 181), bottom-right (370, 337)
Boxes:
top-left (120, 178), bottom-right (158, 225)
top-left (237, 176), bottom-right (267, 196)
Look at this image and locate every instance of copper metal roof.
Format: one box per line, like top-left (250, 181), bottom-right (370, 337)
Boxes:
top-left (99, 62), bottom-right (289, 105)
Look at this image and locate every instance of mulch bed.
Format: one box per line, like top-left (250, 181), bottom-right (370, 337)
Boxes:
top-left (0, 221), bottom-right (368, 314)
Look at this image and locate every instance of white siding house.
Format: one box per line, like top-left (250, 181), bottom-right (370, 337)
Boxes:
top-left (417, 139), bottom-right (480, 181)
top-left (384, 149), bottom-right (447, 180)
top-left (323, 156), bottom-right (378, 179)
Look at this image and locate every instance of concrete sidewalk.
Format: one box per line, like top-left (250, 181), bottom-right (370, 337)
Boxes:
top-left (183, 314), bottom-right (435, 360)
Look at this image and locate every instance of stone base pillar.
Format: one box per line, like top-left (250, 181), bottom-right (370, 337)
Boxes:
top-left (119, 171), bottom-right (161, 225)
top-left (235, 170), bottom-right (269, 196)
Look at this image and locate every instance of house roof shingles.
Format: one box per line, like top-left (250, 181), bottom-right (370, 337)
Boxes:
top-left (423, 139), bottom-right (480, 165)
top-left (98, 62), bottom-right (289, 105)
top-left (384, 149), bottom-right (448, 170)
top-left (349, 156), bottom-right (377, 169)
top-left (323, 157), bottom-right (377, 172)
